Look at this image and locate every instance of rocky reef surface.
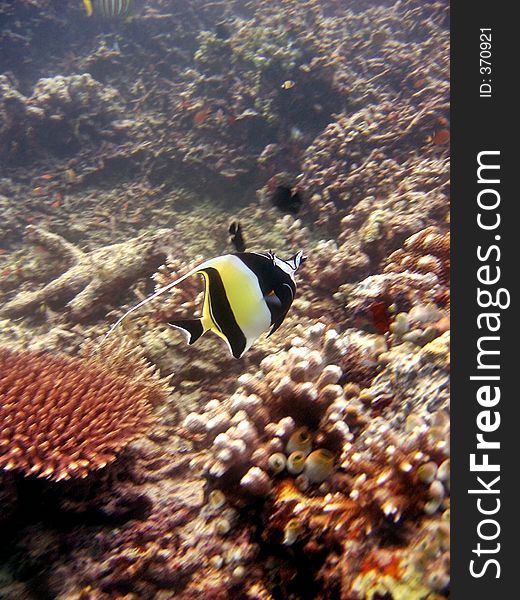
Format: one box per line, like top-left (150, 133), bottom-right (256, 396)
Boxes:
top-left (0, 0), bottom-right (449, 598)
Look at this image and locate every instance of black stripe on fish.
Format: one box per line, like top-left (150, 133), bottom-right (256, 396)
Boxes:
top-left (234, 252), bottom-right (296, 325)
top-left (236, 252), bottom-right (295, 295)
top-left (267, 282), bottom-right (294, 337)
top-left (203, 267), bottom-right (247, 359)
top-left (233, 252), bottom-right (275, 295)
top-left (169, 318), bottom-right (204, 345)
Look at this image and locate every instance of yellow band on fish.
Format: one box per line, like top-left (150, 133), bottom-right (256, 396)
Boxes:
top-left (83, 0), bottom-right (93, 17)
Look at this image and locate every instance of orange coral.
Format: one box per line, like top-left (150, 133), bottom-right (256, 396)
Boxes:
top-left (0, 347), bottom-right (159, 481)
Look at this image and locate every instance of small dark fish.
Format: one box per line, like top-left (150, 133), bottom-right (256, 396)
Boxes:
top-left (270, 186), bottom-right (303, 214)
top-left (229, 221), bottom-right (246, 252)
top-left (215, 21), bottom-right (231, 40)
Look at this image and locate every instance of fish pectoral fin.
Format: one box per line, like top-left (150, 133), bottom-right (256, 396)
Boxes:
top-left (169, 319), bottom-right (205, 345)
top-left (264, 293), bottom-right (282, 311)
top-left (266, 283), bottom-right (294, 338)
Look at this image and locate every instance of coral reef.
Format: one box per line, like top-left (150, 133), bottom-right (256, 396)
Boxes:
top-left (0, 0), bottom-right (450, 597)
top-left (181, 323), bottom-right (353, 491)
top-left (0, 72), bottom-right (123, 164)
top-left (0, 335), bottom-right (171, 481)
top-left (384, 226), bottom-right (450, 306)
top-left (1, 0), bottom-right (449, 198)
top-left (178, 320), bottom-right (450, 597)
top-left (334, 226), bottom-right (450, 337)
top-left (150, 257), bottom-right (206, 323)
top-left (0, 319), bottom-right (449, 599)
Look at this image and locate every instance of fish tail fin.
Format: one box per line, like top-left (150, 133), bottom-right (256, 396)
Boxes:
top-left (169, 318), bottom-right (205, 345)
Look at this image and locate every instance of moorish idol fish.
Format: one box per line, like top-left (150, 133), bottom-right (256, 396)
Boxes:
top-left (229, 221), bottom-right (246, 253)
top-left (83, 0), bottom-right (133, 18)
top-left (102, 251), bottom-right (306, 358)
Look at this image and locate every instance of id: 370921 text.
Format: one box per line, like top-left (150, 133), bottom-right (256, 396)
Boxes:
top-left (479, 28), bottom-right (492, 98)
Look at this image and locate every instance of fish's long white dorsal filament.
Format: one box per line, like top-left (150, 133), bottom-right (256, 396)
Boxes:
top-left (99, 265), bottom-right (201, 346)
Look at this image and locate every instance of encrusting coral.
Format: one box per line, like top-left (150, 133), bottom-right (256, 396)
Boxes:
top-left (0, 335), bottom-right (172, 481)
top-left (384, 225), bottom-right (450, 296)
top-left (1, 225), bottom-right (171, 322)
top-left (334, 225), bottom-right (450, 338)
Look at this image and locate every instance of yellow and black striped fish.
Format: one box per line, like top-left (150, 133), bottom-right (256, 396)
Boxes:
top-left (102, 251), bottom-right (306, 358)
top-left (83, 0), bottom-right (133, 18)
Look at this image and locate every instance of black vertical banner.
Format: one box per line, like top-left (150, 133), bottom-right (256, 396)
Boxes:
top-left (451, 2), bottom-right (514, 598)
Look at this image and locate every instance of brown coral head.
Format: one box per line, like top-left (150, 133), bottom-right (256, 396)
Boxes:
top-left (0, 347), bottom-right (155, 481)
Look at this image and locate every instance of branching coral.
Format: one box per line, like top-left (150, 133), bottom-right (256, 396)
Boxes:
top-left (0, 225), bottom-right (170, 322)
top-left (0, 335), bottom-right (171, 481)
top-left (259, 335), bottom-right (449, 597)
top-left (181, 323), bottom-right (381, 493)
top-left (330, 421), bottom-right (450, 599)
top-left (149, 257), bottom-right (205, 323)
top-left (335, 225), bottom-right (450, 340)
top-left (29, 322), bottom-right (447, 597)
